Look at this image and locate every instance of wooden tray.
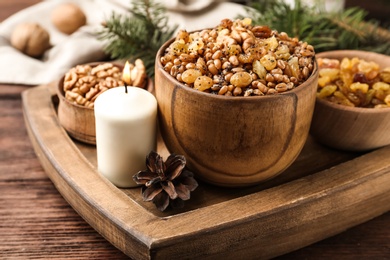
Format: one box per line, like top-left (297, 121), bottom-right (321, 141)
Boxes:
top-left (22, 82), bottom-right (390, 259)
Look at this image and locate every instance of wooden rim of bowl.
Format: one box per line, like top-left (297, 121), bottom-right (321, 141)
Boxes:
top-left (316, 97), bottom-right (390, 113)
top-left (155, 36), bottom-right (319, 102)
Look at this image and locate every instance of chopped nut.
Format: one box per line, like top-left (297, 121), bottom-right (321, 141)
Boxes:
top-left (160, 18), bottom-right (315, 96)
top-left (91, 63), bottom-right (113, 75)
top-left (85, 87), bottom-right (99, 101)
top-left (130, 59), bottom-right (147, 88)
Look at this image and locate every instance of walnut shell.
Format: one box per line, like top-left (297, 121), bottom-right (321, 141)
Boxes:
top-left (51, 3), bottom-right (86, 35)
top-left (10, 23), bottom-right (51, 58)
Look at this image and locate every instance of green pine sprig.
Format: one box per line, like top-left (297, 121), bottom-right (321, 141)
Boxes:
top-left (98, 0), bottom-right (177, 77)
top-left (243, 0), bottom-right (390, 55)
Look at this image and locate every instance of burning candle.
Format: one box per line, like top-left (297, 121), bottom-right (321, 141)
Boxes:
top-left (94, 61), bottom-right (157, 187)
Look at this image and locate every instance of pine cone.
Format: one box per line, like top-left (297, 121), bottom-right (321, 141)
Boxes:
top-left (133, 151), bottom-right (198, 211)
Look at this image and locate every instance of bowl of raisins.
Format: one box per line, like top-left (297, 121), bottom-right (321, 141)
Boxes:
top-left (310, 50), bottom-right (390, 151)
top-left (154, 18), bottom-right (319, 187)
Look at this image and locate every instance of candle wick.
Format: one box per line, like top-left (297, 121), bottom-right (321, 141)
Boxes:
top-left (124, 82), bottom-right (128, 94)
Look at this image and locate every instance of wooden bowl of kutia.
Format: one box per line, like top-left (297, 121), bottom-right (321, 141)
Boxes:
top-left (310, 50), bottom-right (390, 152)
top-left (155, 18), bottom-right (319, 187)
top-left (57, 60), bottom-right (149, 144)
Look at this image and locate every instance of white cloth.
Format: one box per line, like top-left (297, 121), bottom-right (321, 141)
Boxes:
top-left (0, 0), bottom-right (247, 85)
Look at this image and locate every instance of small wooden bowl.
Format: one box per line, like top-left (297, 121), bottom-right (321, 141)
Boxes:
top-left (57, 62), bottom-right (153, 145)
top-left (155, 39), bottom-right (319, 187)
top-left (310, 50), bottom-right (390, 151)
top-left (57, 77), bottom-right (97, 145)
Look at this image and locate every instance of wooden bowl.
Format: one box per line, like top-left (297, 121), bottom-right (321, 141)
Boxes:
top-left (310, 50), bottom-right (390, 152)
top-left (57, 62), bottom-right (153, 145)
top-left (57, 77), bottom-right (96, 145)
top-left (155, 39), bottom-right (319, 187)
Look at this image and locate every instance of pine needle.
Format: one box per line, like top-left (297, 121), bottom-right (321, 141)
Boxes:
top-left (243, 0), bottom-right (390, 55)
top-left (98, 0), bottom-right (390, 77)
top-left (98, 0), bottom-right (177, 77)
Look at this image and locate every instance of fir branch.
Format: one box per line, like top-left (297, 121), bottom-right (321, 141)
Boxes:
top-left (329, 8), bottom-right (367, 40)
top-left (98, 0), bottom-right (177, 78)
top-left (243, 0), bottom-right (390, 55)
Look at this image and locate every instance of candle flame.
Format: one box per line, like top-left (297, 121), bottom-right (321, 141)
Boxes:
top-left (122, 61), bottom-right (131, 85)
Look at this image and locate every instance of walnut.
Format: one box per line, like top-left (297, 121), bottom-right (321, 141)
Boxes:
top-left (123, 59), bottom-right (147, 88)
top-left (131, 59), bottom-right (147, 88)
top-left (51, 3), bottom-right (86, 35)
top-left (62, 61), bottom-right (147, 108)
top-left (63, 63), bottom-right (124, 108)
top-left (10, 23), bottom-right (50, 58)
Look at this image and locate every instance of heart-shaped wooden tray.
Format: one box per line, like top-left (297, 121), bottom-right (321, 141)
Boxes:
top-left (22, 82), bottom-right (390, 259)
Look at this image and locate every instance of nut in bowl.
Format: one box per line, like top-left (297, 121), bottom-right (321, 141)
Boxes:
top-left (57, 61), bottom-right (150, 144)
top-left (155, 18), bottom-right (319, 187)
top-left (310, 50), bottom-right (390, 152)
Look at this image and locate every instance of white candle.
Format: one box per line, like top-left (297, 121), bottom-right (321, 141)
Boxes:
top-left (94, 86), bottom-right (157, 188)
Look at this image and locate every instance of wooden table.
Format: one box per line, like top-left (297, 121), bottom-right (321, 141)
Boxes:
top-left (1, 1), bottom-right (389, 259)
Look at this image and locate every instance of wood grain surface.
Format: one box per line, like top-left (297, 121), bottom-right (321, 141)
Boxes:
top-left (22, 82), bottom-right (390, 259)
top-left (1, 1), bottom-right (390, 259)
